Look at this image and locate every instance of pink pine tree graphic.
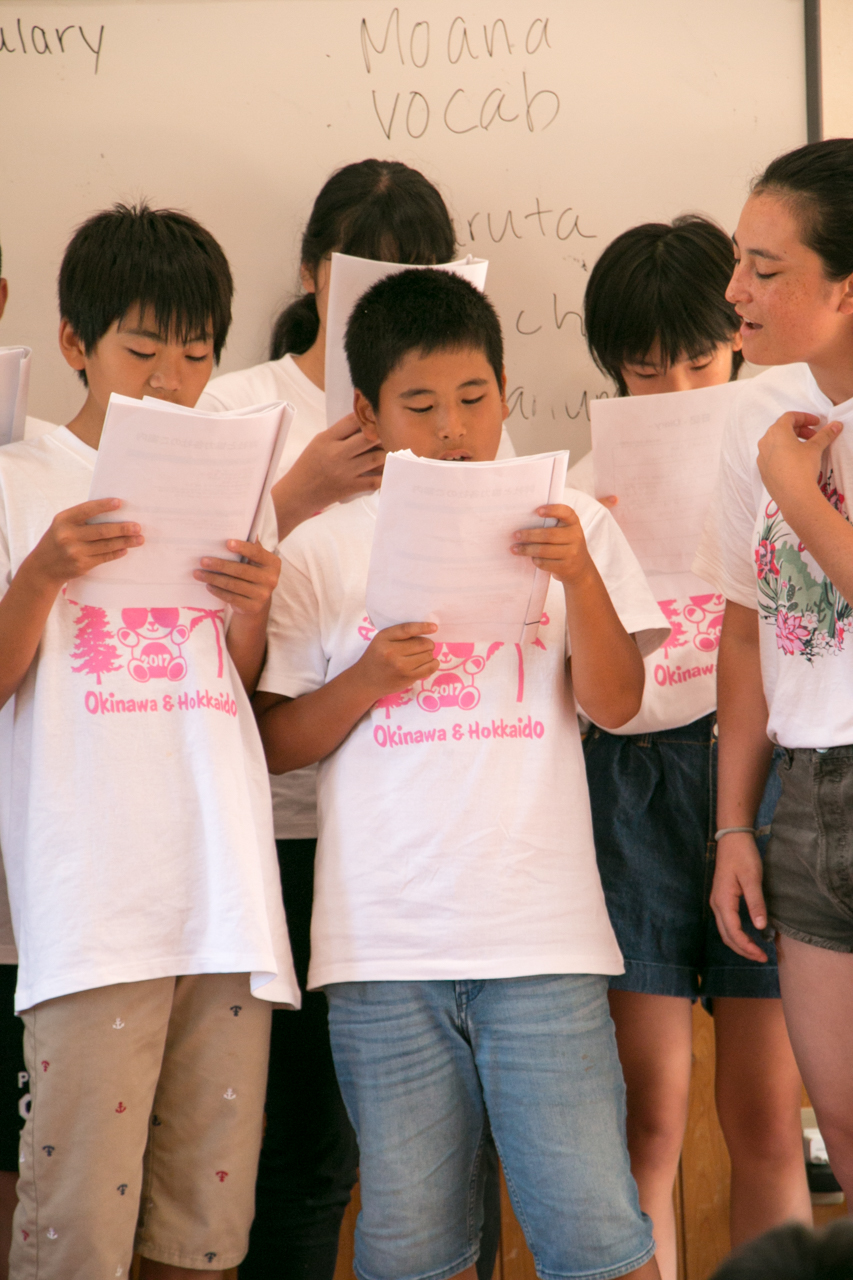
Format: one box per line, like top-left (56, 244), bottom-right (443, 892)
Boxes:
top-left (71, 606), bottom-right (123, 684)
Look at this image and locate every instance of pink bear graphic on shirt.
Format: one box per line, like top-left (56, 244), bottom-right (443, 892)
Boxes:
top-left (116, 609), bottom-right (189, 683)
top-left (658, 594), bottom-right (724, 659)
top-left (361, 614), bottom-right (548, 717)
top-left (417, 643), bottom-right (491, 712)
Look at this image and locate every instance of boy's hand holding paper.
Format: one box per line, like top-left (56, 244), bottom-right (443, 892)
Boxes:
top-left (70, 393), bottom-right (293, 607)
top-left (511, 503), bottom-right (598, 587)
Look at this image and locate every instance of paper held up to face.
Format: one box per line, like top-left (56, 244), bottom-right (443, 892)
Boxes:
top-left (366, 449), bottom-right (569, 646)
top-left (324, 252), bottom-right (489, 428)
top-left (69, 393), bottom-right (293, 608)
top-left (0, 346), bottom-right (32, 447)
top-left (590, 380), bottom-right (741, 575)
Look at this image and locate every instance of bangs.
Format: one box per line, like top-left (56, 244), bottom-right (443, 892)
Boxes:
top-left (59, 203), bottom-right (232, 362)
top-left (585, 216), bottom-right (740, 394)
top-left (336, 192), bottom-right (456, 266)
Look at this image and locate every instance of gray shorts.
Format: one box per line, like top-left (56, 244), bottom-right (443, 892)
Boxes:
top-left (765, 746), bottom-right (853, 953)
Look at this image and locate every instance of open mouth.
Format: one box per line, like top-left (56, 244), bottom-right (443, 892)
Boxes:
top-left (440, 450), bottom-right (472, 461)
top-left (738, 314), bottom-right (763, 333)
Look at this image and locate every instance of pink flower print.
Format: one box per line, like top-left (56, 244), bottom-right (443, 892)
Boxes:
top-left (775, 609), bottom-right (811, 655)
top-left (71, 606), bottom-right (123, 684)
top-left (755, 540), bottom-right (780, 580)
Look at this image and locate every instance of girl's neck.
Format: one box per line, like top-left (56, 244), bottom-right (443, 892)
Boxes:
top-left (807, 326), bottom-right (853, 407)
top-left (291, 332), bottom-right (325, 392)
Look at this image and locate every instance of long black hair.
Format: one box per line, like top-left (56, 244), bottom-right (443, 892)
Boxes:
top-left (270, 159), bottom-right (456, 360)
top-left (584, 215), bottom-right (742, 396)
top-left (753, 138), bottom-right (853, 280)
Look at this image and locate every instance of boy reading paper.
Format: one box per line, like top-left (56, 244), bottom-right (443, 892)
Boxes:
top-left (0, 204), bottom-right (298, 1280)
top-left (254, 270), bottom-right (668, 1280)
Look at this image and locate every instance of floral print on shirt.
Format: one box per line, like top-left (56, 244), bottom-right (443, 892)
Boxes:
top-left (755, 467), bottom-right (853, 662)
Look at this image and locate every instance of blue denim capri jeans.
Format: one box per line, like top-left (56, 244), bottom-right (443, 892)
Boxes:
top-left (326, 974), bottom-right (655, 1280)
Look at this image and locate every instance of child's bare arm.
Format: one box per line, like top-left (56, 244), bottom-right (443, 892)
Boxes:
top-left (0, 498), bottom-right (142, 709)
top-left (194, 538), bottom-right (281, 693)
top-left (511, 503), bottom-right (644, 727)
top-left (758, 414), bottom-right (853, 601)
top-left (254, 621), bottom-right (438, 772)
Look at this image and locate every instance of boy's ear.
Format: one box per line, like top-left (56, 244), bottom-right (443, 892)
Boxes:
top-left (0, 279), bottom-right (8, 323)
top-left (731, 331), bottom-right (743, 352)
top-left (353, 389), bottom-right (381, 442)
top-left (58, 318), bottom-right (88, 372)
top-left (500, 367), bottom-right (509, 422)
top-left (838, 272), bottom-right (853, 316)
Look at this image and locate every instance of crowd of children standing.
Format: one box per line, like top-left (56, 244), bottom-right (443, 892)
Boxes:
top-left (0, 139), bottom-right (851, 1280)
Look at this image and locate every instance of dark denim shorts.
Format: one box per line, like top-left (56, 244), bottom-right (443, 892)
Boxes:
top-left (765, 747), bottom-right (853, 953)
top-left (583, 713), bottom-right (781, 1000)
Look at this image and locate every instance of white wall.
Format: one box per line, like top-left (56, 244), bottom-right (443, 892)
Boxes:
top-left (821, 0), bottom-right (853, 137)
top-left (0, 0), bottom-right (806, 457)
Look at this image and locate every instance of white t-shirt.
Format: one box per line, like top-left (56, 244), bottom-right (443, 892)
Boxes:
top-left (200, 352), bottom-right (517, 839)
top-left (568, 454), bottom-right (720, 733)
top-left (694, 362), bottom-right (853, 748)
top-left (258, 487), bottom-right (669, 988)
top-left (0, 428), bottom-right (300, 1012)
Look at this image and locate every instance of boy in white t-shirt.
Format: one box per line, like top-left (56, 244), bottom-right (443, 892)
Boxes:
top-left (255, 269), bottom-right (668, 1280)
top-left (0, 204), bottom-right (299, 1279)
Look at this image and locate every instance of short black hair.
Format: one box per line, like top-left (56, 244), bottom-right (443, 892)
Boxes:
top-left (711, 1220), bottom-right (853, 1280)
top-left (344, 268), bottom-right (503, 410)
top-left (59, 202), bottom-right (233, 381)
top-left (584, 215), bottom-right (742, 396)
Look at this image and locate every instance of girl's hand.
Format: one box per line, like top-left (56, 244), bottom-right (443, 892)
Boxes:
top-left (195, 538), bottom-right (281, 614)
top-left (354, 622), bottom-right (439, 699)
top-left (510, 504), bottom-right (595, 587)
top-left (757, 411), bottom-right (842, 503)
top-left (28, 498), bottom-right (143, 586)
top-left (709, 832), bottom-right (769, 963)
top-left (273, 413), bottom-right (385, 531)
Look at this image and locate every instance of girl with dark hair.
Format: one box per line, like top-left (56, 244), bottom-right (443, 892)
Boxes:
top-left (199, 160), bottom-right (505, 1280)
top-left (697, 138), bottom-right (853, 1207)
top-left (569, 216), bottom-right (810, 1280)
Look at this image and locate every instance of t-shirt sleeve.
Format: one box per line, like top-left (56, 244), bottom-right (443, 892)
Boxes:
top-left (257, 546), bottom-right (329, 700)
top-left (567, 487), bottom-right (670, 658)
top-left (692, 414), bottom-right (760, 609)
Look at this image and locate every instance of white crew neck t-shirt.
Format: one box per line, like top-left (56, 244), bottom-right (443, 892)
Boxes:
top-left (0, 428), bottom-right (300, 1012)
top-left (199, 352), bottom-right (517, 839)
top-left (567, 455), bottom-right (721, 734)
top-left (258, 487), bottom-right (669, 988)
top-left (694, 362), bottom-right (853, 749)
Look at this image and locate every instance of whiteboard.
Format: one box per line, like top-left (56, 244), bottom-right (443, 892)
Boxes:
top-left (0, 0), bottom-right (806, 458)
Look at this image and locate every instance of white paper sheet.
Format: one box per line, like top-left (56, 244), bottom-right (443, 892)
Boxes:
top-left (590, 381), bottom-right (741, 574)
top-left (324, 253), bottom-right (489, 428)
top-left (0, 346), bottom-right (31, 447)
top-left (70, 393), bottom-right (293, 607)
top-left (366, 449), bottom-right (569, 645)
